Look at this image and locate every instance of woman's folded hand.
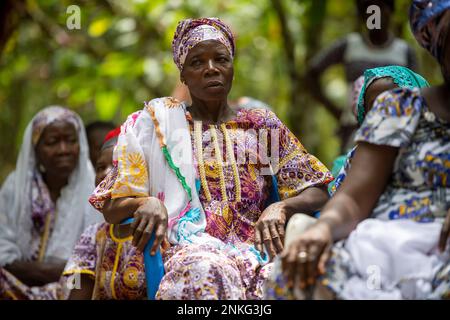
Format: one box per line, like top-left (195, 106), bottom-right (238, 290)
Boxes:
top-left (280, 221), bottom-right (332, 290)
top-left (255, 202), bottom-right (287, 261)
top-left (130, 197), bottom-right (168, 255)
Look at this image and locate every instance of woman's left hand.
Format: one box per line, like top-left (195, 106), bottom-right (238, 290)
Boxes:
top-left (255, 202), bottom-right (287, 261)
top-left (439, 209), bottom-right (450, 252)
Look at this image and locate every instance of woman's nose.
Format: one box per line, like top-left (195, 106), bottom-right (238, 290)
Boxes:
top-left (206, 59), bottom-right (219, 73)
top-left (58, 141), bottom-right (70, 153)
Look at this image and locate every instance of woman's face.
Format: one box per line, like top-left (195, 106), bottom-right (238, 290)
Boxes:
top-left (95, 146), bottom-right (113, 186)
top-left (35, 120), bottom-right (79, 178)
top-left (181, 40), bottom-right (234, 102)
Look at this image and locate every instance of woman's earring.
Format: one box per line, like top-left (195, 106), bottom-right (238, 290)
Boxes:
top-left (39, 163), bottom-right (46, 173)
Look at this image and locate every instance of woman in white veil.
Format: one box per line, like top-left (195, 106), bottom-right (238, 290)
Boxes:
top-left (0, 106), bottom-right (102, 299)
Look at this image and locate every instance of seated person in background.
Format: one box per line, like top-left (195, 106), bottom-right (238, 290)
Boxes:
top-left (265, 0), bottom-right (450, 299)
top-left (307, 0), bottom-right (418, 152)
top-left (85, 121), bottom-right (116, 167)
top-left (0, 106), bottom-right (101, 300)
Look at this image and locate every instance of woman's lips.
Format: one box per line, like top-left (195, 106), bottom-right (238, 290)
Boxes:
top-left (205, 80), bottom-right (223, 88)
top-left (54, 157), bottom-right (76, 166)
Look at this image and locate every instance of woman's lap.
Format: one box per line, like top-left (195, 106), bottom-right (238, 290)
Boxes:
top-left (0, 267), bottom-right (64, 300)
top-left (157, 242), bottom-right (271, 300)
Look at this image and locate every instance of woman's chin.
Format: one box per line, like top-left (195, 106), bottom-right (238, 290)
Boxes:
top-left (48, 165), bottom-right (76, 179)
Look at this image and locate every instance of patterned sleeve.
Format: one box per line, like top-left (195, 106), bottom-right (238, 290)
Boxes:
top-left (355, 88), bottom-right (423, 148)
top-left (263, 110), bottom-right (334, 200)
top-left (89, 110), bottom-right (151, 211)
top-left (62, 223), bottom-right (103, 279)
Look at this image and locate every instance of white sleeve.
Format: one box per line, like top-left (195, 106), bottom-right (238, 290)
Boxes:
top-left (0, 172), bottom-right (22, 266)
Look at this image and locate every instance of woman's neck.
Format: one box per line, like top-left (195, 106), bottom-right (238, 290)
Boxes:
top-left (188, 97), bottom-right (235, 124)
top-left (421, 84), bottom-right (450, 122)
top-left (363, 30), bottom-right (393, 48)
top-left (43, 173), bottom-right (69, 202)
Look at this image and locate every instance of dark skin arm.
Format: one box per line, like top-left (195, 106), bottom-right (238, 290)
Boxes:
top-left (362, 78), bottom-right (397, 118)
top-left (4, 258), bottom-right (66, 287)
top-left (255, 185), bottom-right (329, 261)
top-left (102, 196), bottom-right (168, 255)
top-left (67, 274), bottom-right (95, 300)
top-left (281, 142), bottom-right (398, 289)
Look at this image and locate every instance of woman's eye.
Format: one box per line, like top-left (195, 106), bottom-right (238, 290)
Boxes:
top-left (45, 139), bottom-right (57, 146)
top-left (191, 60), bottom-right (201, 66)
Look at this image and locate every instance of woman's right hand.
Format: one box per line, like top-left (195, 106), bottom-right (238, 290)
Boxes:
top-left (280, 221), bottom-right (333, 290)
top-left (130, 197), bottom-right (168, 255)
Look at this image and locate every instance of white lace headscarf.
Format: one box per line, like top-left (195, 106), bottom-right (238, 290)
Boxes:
top-left (0, 106), bottom-right (102, 266)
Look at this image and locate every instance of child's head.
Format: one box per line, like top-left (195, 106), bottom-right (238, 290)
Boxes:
top-left (94, 128), bottom-right (120, 186)
top-left (85, 121), bottom-right (116, 166)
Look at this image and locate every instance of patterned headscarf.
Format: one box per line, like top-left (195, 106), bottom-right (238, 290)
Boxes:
top-left (32, 106), bottom-right (80, 147)
top-left (410, 0), bottom-right (450, 64)
top-left (172, 18), bottom-right (235, 71)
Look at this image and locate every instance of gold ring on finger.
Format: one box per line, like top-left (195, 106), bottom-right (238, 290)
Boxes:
top-left (297, 251), bottom-right (308, 263)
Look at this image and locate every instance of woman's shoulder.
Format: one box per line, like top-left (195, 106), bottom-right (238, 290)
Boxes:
top-left (0, 171), bottom-right (17, 200)
top-left (370, 87), bottom-right (424, 118)
top-left (237, 107), bottom-right (282, 128)
top-left (82, 222), bottom-right (108, 237)
top-left (145, 97), bottom-right (184, 110)
top-left (356, 88), bottom-right (425, 147)
top-left (74, 222), bottom-right (108, 248)
top-left (124, 97), bottom-right (185, 128)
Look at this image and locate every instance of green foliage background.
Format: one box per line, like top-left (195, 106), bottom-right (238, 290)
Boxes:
top-left (0, 0), bottom-right (443, 183)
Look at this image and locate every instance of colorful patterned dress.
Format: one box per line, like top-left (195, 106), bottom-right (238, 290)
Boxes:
top-left (265, 88), bottom-right (450, 299)
top-left (63, 223), bottom-right (147, 300)
top-left (90, 98), bottom-right (333, 300)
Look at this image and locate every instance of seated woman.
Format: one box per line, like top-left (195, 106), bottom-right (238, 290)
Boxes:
top-left (0, 106), bottom-right (101, 300)
top-left (89, 18), bottom-right (333, 300)
top-left (265, 0), bottom-right (450, 300)
top-left (329, 65), bottom-right (429, 195)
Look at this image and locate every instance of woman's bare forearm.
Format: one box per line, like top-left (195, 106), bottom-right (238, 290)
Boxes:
top-left (282, 185), bottom-right (330, 220)
top-left (5, 260), bottom-right (66, 286)
top-left (316, 143), bottom-right (398, 242)
top-left (317, 192), bottom-right (368, 241)
top-left (102, 196), bottom-right (149, 224)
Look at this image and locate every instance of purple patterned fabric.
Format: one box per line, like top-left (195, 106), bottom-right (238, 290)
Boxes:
top-left (30, 171), bottom-right (55, 259)
top-left (410, 0), bottom-right (450, 63)
top-left (172, 18), bottom-right (235, 71)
